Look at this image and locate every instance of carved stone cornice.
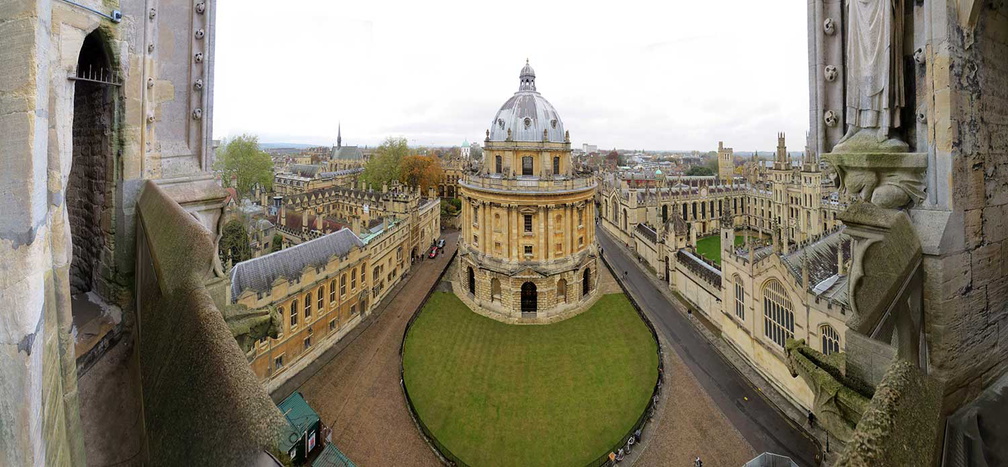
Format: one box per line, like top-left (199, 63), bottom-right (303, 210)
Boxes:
top-left (824, 152), bottom-right (926, 210)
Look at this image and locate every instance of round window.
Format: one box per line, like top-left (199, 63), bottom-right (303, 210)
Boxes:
top-left (524, 117), bottom-right (532, 128)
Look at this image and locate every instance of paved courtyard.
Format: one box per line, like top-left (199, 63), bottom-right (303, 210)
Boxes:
top-left (292, 233), bottom-right (459, 466)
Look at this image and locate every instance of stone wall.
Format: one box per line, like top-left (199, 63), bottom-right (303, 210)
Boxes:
top-left (925, 3), bottom-right (1008, 412)
top-left (67, 79), bottom-right (112, 296)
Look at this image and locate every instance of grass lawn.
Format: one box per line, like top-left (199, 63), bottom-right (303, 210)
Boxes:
top-left (695, 234), bottom-right (760, 265)
top-left (403, 292), bottom-right (658, 467)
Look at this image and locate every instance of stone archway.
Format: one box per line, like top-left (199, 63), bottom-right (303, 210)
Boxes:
top-left (491, 278), bottom-right (501, 302)
top-left (557, 279), bottom-right (567, 304)
top-left (468, 267), bottom-right (475, 295)
top-left (521, 282), bottom-right (537, 315)
top-left (582, 268), bottom-right (591, 296)
top-left (68, 29), bottom-right (122, 362)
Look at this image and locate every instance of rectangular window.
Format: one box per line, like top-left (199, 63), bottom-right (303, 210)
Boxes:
top-left (495, 155), bottom-right (502, 173)
top-left (304, 337), bottom-right (312, 349)
top-left (275, 355), bottom-right (284, 370)
top-left (340, 274), bottom-right (347, 296)
top-left (329, 319), bottom-right (336, 332)
top-left (524, 214), bottom-right (533, 233)
top-left (553, 156), bottom-right (560, 174)
top-left (522, 156), bottom-right (533, 176)
top-left (579, 236), bottom-right (584, 245)
top-left (351, 304), bottom-right (357, 316)
top-left (473, 234), bottom-right (478, 245)
top-left (524, 245), bottom-right (533, 256)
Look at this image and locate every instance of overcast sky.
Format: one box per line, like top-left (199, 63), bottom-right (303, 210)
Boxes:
top-left (213, 1), bottom-right (810, 152)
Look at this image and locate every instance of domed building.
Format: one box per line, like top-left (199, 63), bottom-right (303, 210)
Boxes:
top-left (457, 61), bottom-right (599, 322)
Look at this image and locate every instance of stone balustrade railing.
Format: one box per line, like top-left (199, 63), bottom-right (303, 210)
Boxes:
top-left (461, 174), bottom-right (596, 193)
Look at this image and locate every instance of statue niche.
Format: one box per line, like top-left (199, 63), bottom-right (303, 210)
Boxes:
top-left (835, 0), bottom-right (908, 153)
top-left (826, 0), bottom-right (926, 210)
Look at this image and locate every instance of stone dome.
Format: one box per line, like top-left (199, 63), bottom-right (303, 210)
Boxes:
top-left (488, 61), bottom-right (566, 143)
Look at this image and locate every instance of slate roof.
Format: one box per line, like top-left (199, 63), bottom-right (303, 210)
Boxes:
top-left (781, 228), bottom-right (851, 304)
top-left (333, 146), bottom-right (364, 160)
top-left (230, 228), bottom-right (363, 299)
top-left (290, 164), bottom-right (323, 178)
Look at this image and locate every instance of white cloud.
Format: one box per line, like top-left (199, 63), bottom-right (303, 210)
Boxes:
top-left (213, 0), bottom-right (810, 152)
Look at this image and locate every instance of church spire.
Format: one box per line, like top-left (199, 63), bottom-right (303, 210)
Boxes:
top-left (337, 122), bottom-right (342, 149)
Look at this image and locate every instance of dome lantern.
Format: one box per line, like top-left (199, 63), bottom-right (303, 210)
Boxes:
top-left (519, 59), bottom-right (536, 91)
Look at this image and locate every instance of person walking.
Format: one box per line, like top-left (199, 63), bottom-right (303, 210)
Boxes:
top-left (695, 457), bottom-right (703, 467)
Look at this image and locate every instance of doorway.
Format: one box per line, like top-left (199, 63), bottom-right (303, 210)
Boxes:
top-left (521, 282), bottom-right (537, 315)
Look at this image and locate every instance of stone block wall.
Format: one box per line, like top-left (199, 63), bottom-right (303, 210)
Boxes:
top-left (67, 80), bottom-right (113, 296)
top-left (926, 3), bottom-right (1008, 412)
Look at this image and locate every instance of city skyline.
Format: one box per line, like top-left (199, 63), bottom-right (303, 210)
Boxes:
top-left (213, 0), bottom-right (809, 151)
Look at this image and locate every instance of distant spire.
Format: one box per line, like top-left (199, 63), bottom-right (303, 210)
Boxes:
top-left (337, 122), bottom-right (342, 149)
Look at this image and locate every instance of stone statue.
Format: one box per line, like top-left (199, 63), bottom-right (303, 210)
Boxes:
top-left (836, 0), bottom-right (906, 151)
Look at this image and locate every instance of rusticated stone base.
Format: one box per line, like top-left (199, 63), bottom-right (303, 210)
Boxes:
top-left (453, 251), bottom-right (600, 324)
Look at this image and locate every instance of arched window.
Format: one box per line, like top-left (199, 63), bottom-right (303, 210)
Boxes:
top-left (351, 267), bottom-right (357, 290)
top-left (553, 156), bottom-right (560, 175)
top-left (468, 267), bottom-right (475, 295)
top-left (622, 209), bottom-right (628, 230)
top-left (734, 275), bottom-right (745, 320)
top-left (522, 156), bottom-right (533, 176)
top-left (495, 155), bottom-right (502, 174)
top-left (290, 298), bottom-right (299, 328)
top-left (340, 274), bottom-right (347, 295)
top-left (762, 279), bottom-right (794, 348)
top-left (557, 279), bottom-right (567, 303)
top-left (304, 291), bottom-right (312, 319)
top-left (661, 205), bottom-right (668, 224)
top-left (582, 268), bottom-right (591, 296)
top-left (329, 280), bottom-right (336, 303)
top-left (317, 287), bottom-right (324, 312)
top-left (821, 324), bottom-right (841, 355)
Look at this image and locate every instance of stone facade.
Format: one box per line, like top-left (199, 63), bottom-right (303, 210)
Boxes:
top-left (1, 0), bottom-right (228, 463)
top-left (457, 62), bottom-right (599, 322)
top-left (600, 134), bottom-right (844, 252)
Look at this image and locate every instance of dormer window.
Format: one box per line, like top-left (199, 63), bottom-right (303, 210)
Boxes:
top-left (524, 117), bottom-right (532, 128)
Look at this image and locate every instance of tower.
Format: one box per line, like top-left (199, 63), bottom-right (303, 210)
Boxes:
top-left (717, 141), bottom-right (734, 182)
top-left (457, 61), bottom-right (597, 322)
top-left (337, 122), bottom-right (342, 149)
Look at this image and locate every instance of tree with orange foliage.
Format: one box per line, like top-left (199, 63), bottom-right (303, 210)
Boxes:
top-left (399, 155), bottom-right (444, 192)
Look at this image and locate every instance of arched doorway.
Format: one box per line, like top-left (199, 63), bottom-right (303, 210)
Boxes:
top-left (468, 267), bottom-right (475, 295)
top-left (557, 279), bottom-right (567, 304)
top-left (582, 268), bottom-right (591, 296)
top-left (68, 30), bottom-right (121, 361)
top-left (491, 278), bottom-right (501, 302)
top-left (69, 30), bottom-right (117, 298)
top-left (521, 282), bottom-right (537, 314)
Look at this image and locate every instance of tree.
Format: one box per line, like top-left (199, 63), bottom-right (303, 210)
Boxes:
top-left (470, 145), bottom-right (483, 161)
top-left (271, 233), bottom-right (283, 252)
top-left (214, 134), bottom-right (273, 197)
top-left (219, 219), bottom-right (252, 267)
top-left (686, 165), bottom-right (715, 176)
top-left (400, 155), bottom-right (444, 192)
top-left (361, 136), bottom-right (410, 188)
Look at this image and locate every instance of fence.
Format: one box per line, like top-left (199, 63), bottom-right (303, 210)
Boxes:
top-left (398, 245), bottom-right (665, 467)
